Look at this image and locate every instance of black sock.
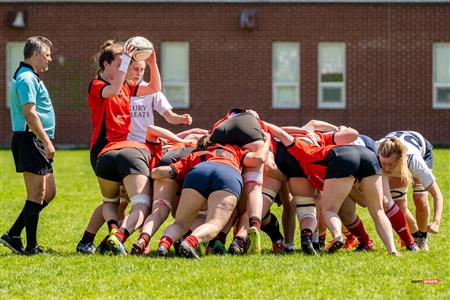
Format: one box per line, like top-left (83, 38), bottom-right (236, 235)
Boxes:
top-left (8, 201), bottom-right (48, 237)
top-left (412, 231), bottom-right (420, 239)
top-left (217, 231), bottom-right (227, 244)
top-left (23, 200), bottom-right (42, 250)
top-left (419, 231), bottom-right (428, 239)
top-left (81, 231), bottom-right (96, 244)
top-left (107, 220), bottom-right (119, 232)
top-left (261, 213), bottom-right (284, 243)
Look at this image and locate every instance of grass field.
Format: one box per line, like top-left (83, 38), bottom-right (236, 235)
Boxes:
top-left (0, 149), bottom-right (449, 299)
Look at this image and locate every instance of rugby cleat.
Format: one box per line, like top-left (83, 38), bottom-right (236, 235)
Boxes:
top-left (157, 244), bottom-right (169, 257)
top-left (344, 234), bottom-right (359, 250)
top-left (76, 241), bottom-right (96, 254)
top-left (130, 238), bottom-right (147, 256)
top-left (415, 237), bottom-right (429, 252)
top-left (107, 234), bottom-right (127, 256)
top-left (406, 242), bottom-right (420, 252)
top-left (0, 232), bottom-right (24, 254)
top-left (272, 239), bottom-right (285, 254)
top-left (179, 240), bottom-right (201, 259)
top-left (247, 227), bottom-right (261, 255)
top-left (355, 240), bottom-right (374, 252)
top-left (228, 237), bottom-right (246, 255)
top-left (25, 245), bottom-right (45, 256)
top-left (323, 236), bottom-right (344, 254)
top-left (301, 229), bottom-right (319, 256)
top-left (212, 240), bottom-right (226, 256)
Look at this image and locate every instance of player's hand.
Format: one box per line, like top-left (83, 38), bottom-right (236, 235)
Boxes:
top-left (427, 221), bottom-right (440, 233)
top-left (44, 140), bottom-right (55, 160)
top-left (145, 48), bottom-right (157, 65)
top-left (180, 114), bottom-right (192, 125)
top-left (123, 43), bottom-right (136, 58)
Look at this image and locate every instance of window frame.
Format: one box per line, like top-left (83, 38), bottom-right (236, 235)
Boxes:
top-left (432, 43), bottom-right (450, 109)
top-left (318, 42), bottom-right (346, 109)
top-left (161, 42), bottom-right (190, 109)
top-left (272, 42), bottom-right (300, 109)
top-left (6, 41), bottom-right (26, 108)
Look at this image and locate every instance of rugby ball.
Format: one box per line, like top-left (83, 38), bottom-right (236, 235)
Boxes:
top-left (126, 36), bottom-right (153, 61)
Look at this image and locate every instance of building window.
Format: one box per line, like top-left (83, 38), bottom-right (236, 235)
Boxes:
top-left (272, 42), bottom-right (300, 108)
top-left (318, 43), bottom-right (346, 109)
top-left (6, 42), bottom-right (25, 107)
top-left (161, 42), bottom-right (189, 108)
top-left (433, 43), bottom-right (450, 109)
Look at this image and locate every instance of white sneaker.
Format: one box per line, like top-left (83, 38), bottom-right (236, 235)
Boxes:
top-left (416, 236), bottom-right (429, 252)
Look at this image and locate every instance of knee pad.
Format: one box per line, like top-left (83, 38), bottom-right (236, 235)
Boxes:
top-left (243, 171), bottom-right (263, 185)
top-left (413, 183), bottom-right (427, 194)
top-left (130, 194), bottom-right (151, 207)
top-left (262, 188), bottom-right (277, 205)
top-left (103, 196), bottom-right (120, 204)
top-left (390, 187), bottom-right (407, 200)
top-left (153, 198), bottom-right (172, 210)
top-left (293, 196), bottom-right (316, 223)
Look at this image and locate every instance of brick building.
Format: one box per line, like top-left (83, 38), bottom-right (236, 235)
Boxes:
top-left (1, 0), bottom-right (450, 147)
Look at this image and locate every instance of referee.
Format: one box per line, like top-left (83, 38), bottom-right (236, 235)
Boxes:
top-left (0, 36), bottom-right (56, 255)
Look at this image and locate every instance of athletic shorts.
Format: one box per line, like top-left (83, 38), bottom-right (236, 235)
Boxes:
top-left (90, 140), bottom-right (107, 171)
top-left (95, 147), bottom-right (150, 182)
top-left (159, 147), bottom-right (195, 166)
top-left (274, 141), bottom-right (306, 178)
top-left (210, 112), bottom-right (264, 147)
top-left (11, 132), bottom-right (53, 175)
top-left (325, 145), bottom-right (381, 180)
top-left (182, 161), bottom-right (243, 199)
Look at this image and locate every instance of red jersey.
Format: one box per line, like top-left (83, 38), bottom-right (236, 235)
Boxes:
top-left (88, 79), bottom-right (139, 150)
top-left (170, 144), bottom-right (249, 181)
top-left (287, 139), bottom-right (338, 190)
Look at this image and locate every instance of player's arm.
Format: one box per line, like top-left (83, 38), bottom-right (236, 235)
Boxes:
top-left (102, 44), bottom-right (135, 98)
top-left (425, 181), bottom-right (443, 233)
top-left (177, 128), bottom-right (209, 139)
top-left (147, 125), bottom-right (193, 144)
top-left (162, 109), bottom-right (192, 125)
top-left (263, 121), bottom-right (295, 147)
top-left (302, 119), bottom-right (339, 132)
top-left (137, 51), bottom-right (161, 95)
top-left (281, 126), bottom-right (310, 136)
top-left (22, 103), bottom-right (55, 160)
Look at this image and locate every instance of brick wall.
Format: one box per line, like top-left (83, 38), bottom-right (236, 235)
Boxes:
top-left (1, 3), bottom-right (449, 146)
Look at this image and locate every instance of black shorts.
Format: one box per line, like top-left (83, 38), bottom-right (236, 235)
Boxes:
top-left (11, 132), bottom-right (53, 175)
top-left (183, 161), bottom-right (243, 199)
top-left (274, 141), bottom-right (306, 178)
top-left (95, 147), bottom-right (150, 182)
top-left (210, 112), bottom-right (264, 147)
top-left (325, 145), bottom-right (381, 180)
top-left (90, 140), bottom-right (108, 172)
top-left (159, 147), bottom-right (195, 166)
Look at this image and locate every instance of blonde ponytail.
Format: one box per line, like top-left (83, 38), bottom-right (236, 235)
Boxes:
top-left (378, 137), bottom-right (412, 185)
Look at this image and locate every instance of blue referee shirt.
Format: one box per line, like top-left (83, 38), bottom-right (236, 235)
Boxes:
top-left (9, 62), bottom-right (55, 139)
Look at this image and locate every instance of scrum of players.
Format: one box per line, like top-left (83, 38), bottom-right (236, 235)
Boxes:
top-left (71, 39), bottom-right (444, 258)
